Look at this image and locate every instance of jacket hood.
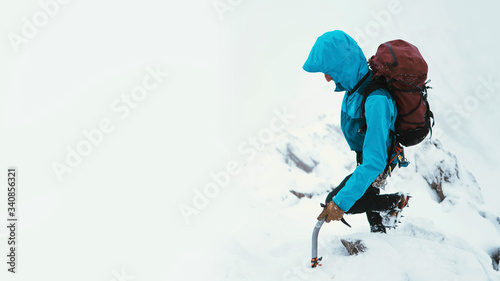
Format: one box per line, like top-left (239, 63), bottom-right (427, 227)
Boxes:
top-left (303, 30), bottom-right (369, 92)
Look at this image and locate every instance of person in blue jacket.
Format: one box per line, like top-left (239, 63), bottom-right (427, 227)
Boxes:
top-left (303, 30), bottom-right (408, 233)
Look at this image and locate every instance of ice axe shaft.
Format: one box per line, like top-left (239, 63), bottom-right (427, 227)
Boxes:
top-left (311, 204), bottom-right (351, 268)
top-left (311, 217), bottom-right (325, 268)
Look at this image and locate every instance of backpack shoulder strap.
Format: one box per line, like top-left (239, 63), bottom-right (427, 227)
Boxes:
top-left (360, 77), bottom-right (392, 121)
top-left (358, 79), bottom-right (400, 177)
top-left (347, 71), bottom-right (371, 96)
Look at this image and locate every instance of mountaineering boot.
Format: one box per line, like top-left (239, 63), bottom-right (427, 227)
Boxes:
top-left (367, 211), bottom-right (386, 234)
top-left (381, 193), bottom-right (411, 229)
top-left (397, 193), bottom-right (410, 210)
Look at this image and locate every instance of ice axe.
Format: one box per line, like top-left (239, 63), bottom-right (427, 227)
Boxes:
top-left (311, 203), bottom-right (351, 268)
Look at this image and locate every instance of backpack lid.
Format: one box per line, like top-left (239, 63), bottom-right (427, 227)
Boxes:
top-left (369, 40), bottom-right (428, 87)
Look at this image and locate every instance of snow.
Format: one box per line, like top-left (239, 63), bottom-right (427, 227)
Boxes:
top-left (1, 0), bottom-right (500, 280)
top-left (193, 117), bottom-right (500, 280)
top-left (163, 108), bottom-right (500, 280)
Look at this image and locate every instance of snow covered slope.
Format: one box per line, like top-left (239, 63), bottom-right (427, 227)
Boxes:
top-left (170, 112), bottom-right (500, 280)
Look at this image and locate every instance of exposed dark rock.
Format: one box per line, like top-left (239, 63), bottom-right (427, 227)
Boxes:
top-left (491, 248), bottom-right (500, 271)
top-left (278, 143), bottom-right (318, 173)
top-left (289, 190), bottom-right (313, 199)
top-left (286, 144), bottom-right (318, 173)
top-left (414, 139), bottom-right (483, 204)
top-left (340, 239), bottom-right (366, 256)
top-left (417, 145), bottom-right (459, 202)
top-left (424, 164), bottom-right (454, 202)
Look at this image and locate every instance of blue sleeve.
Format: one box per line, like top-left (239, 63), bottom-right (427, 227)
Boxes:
top-left (332, 92), bottom-right (394, 211)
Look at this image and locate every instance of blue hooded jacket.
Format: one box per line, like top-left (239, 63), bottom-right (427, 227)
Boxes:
top-left (303, 30), bottom-right (397, 212)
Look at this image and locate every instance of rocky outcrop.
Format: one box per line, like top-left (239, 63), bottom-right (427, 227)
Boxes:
top-left (491, 248), bottom-right (500, 271)
top-left (283, 143), bottom-right (318, 173)
top-left (289, 190), bottom-right (314, 199)
top-left (340, 239), bottom-right (367, 256)
top-left (414, 139), bottom-right (483, 205)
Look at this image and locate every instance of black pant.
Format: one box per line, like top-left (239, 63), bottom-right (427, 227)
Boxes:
top-left (325, 174), bottom-right (401, 228)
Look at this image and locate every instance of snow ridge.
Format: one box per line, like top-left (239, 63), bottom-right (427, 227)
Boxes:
top-left (217, 112), bottom-right (500, 281)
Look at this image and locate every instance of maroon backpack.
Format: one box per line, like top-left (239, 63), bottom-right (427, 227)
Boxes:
top-left (362, 39), bottom-right (434, 147)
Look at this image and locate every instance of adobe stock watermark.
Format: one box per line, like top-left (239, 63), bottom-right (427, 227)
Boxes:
top-left (442, 74), bottom-right (499, 139)
top-left (179, 107), bottom-right (296, 224)
top-left (352, 0), bottom-right (403, 49)
top-left (51, 65), bottom-right (169, 182)
top-left (213, 0), bottom-right (242, 21)
top-left (8, 0), bottom-right (71, 54)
